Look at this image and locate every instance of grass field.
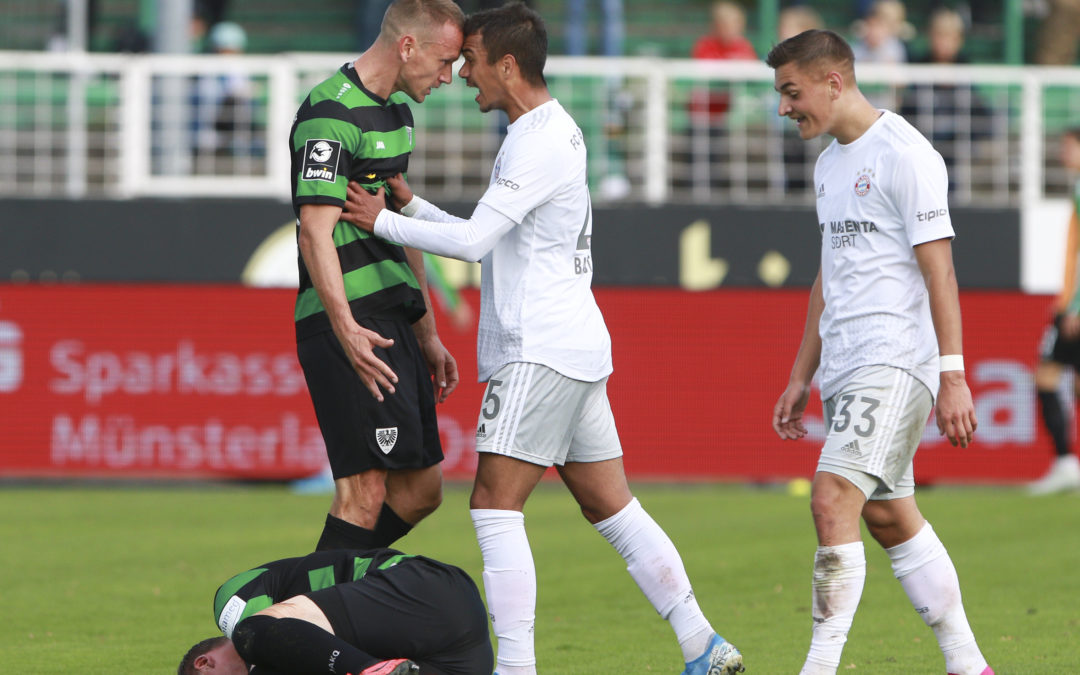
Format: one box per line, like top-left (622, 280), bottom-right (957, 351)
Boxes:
top-left (1, 482), bottom-right (1077, 674)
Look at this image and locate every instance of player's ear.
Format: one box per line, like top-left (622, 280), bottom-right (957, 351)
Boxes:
top-left (826, 71), bottom-right (843, 99)
top-left (193, 653), bottom-right (211, 672)
top-left (500, 53), bottom-right (516, 79)
top-left (398, 34), bottom-right (416, 63)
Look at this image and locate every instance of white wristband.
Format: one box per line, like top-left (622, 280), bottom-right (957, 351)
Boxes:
top-left (939, 354), bottom-right (964, 372)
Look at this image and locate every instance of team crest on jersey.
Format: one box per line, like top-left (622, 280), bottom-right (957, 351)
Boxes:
top-left (375, 427), bottom-right (398, 453)
top-left (854, 174), bottom-right (871, 196)
top-left (302, 139), bottom-right (340, 183)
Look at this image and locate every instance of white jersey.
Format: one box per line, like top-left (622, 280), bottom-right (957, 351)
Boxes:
top-left (474, 99), bottom-right (611, 382)
top-left (814, 110), bottom-right (954, 400)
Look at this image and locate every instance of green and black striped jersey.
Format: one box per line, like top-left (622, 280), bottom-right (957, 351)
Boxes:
top-left (212, 548), bottom-right (414, 638)
top-left (290, 63), bottom-right (425, 339)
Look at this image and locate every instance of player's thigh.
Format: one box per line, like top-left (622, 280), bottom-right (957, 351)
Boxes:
top-left (297, 321), bottom-right (441, 478)
top-left (474, 362), bottom-right (584, 467)
top-left (819, 365), bottom-right (932, 500)
top-left (565, 376), bottom-right (623, 463)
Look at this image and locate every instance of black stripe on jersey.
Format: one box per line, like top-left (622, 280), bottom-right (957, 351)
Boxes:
top-left (306, 99), bottom-right (414, 135)
top-left (348, 157), bottom-right (412, 180)
top-left (295, 285), bottom-right (426, 340)
top-left (297, 237), bottom-right (408, 293)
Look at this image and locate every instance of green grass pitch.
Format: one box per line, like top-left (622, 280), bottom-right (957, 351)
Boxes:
top-left (1, 482), bottom-right (1077, 673)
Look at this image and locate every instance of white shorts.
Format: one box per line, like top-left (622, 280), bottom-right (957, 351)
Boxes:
top-left (818, 365), bottom-right (933, 501)
top-left (474, 362), bottom-right (623, 467)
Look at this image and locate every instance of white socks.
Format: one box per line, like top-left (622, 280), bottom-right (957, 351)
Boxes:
top-left (801, 541), bottom-right (866, 675)
top-left (471, 509), bottom-right (537, 675)
top-left (593, 498), bottom-right (714, 662)
top-left (887, 522), bottom-right (988, 675)
top-left (472, 499), bottom-right (719, 670)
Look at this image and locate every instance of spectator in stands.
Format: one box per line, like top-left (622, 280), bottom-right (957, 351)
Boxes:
top-left (1035, 0), bottom-right (1080, 65)
top-left (691, 1), bottom-right (757, 61)
top-left (777, 5), bottom-right (824, 41)
top-left (563, 0), bottom-right (629, 199)
top-left (852, 1), bottom-right (910, 113)
top-left (1029, 127), bottom-right (1080, 495)
top-left (851, 0), bottom-right (909, 64)
top-left (899, 7), bottom-right (993, 191)
top-left (564, 0), bottom-right (623, 57)
top-left (774, 5), bottom-right (825, 191)
top-left (681, 1), bottom-right (757, 192)
top-left (192, 21), bottom-right (259, 165)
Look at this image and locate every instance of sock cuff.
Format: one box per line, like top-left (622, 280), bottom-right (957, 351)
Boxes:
top-left (813, 541), bottom-right (866, 579)
top-left (592, 497), bottom-right (640, 536)
top-left (816, 540), bottom-right (865, 558)
top-left (886, 521), bottom-right (947, 578)
top-left (470, 508), bottom-right (525, 525)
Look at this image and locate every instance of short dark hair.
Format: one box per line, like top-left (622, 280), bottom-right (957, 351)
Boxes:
top-left (381, 0), bottom-right (465, 43)
top-left (464, 1), bottom-right (548, 87)
top-left (177, 636), bottom-right (228, 675)
top-left (766, 29), bottom-right (856, 80)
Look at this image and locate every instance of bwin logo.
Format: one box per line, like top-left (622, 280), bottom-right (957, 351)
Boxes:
top-left (310, 141), bottom-right (334, 163)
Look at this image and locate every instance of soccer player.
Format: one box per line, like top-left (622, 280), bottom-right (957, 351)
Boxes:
top-left (177, 548), bottom-right (493, 675)
top-left (338, 4), bottom-right (744, 675)
top-left (768, 30), bottom-right (993, 675)
top-left (290, 0), bottom-right (463, 553)
top-left (1029, 127), bottom-right (1080, 495)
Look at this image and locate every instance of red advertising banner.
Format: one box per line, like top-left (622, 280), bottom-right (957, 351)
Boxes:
top-left (0, 285), bottom-right (1060, 483)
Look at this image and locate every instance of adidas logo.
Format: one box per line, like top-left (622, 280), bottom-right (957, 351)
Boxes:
top-left (376, 140), bottom-right (386, 150)
top-left (476, 423), bottom-right (487, 439)
top-left (817, 183), bottom-right (826, 199)
top-left (838, 439), bottom-right (861, 457)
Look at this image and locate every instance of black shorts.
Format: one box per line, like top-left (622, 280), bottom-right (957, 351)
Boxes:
top-left (297, 315), bottom-right (442, 478)
top-left (1040, 316), bottom-right (1080, 369)
top-left (307, 557), bottom-right (493, 675)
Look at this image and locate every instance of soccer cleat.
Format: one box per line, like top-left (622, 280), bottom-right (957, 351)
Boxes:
top-left (680, 633), bottom-right (745, 675)
top-left (358, 659), bottom-right (419, 675)
top-left (947, 668), bottom-right (994, 675)
top-left (1028, 455), bottom-right (1080, 495)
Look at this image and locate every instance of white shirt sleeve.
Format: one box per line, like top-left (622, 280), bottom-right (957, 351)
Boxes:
top-left (399, 195), bottom-right (465, 224)
top-left (373, 202), bottom-right (517, 262)
top-left (892, 144), bottom-right (955, 246)
top-left (478, 128), bottom-right (566, 224)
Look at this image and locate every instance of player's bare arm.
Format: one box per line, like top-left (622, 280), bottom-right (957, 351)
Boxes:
top-left (298, 203), bottom-right (398, 401)
top-left (1057, 208), bottom-right (1080, 339)
top-left (774, 268), bottom-right (825, 440)
top-left (404, 245), bottom-right (459, 403)
top-left (914, 237), bottom-right (977, 448)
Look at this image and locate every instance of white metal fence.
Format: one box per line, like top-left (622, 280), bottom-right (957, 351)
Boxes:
top-left (2, 50), bottom-right (1080, 207)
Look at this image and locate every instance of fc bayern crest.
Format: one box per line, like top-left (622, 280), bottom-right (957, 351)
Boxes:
top-left (854, 174), bottom-right (872, 196)
top-left (375, 427), bottom-right (398, 454)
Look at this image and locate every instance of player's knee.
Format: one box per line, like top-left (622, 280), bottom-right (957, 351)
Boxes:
top-left (332, 475), bottom-right (387, 525)
top-left (409, 484), bottom-right (443, 520)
